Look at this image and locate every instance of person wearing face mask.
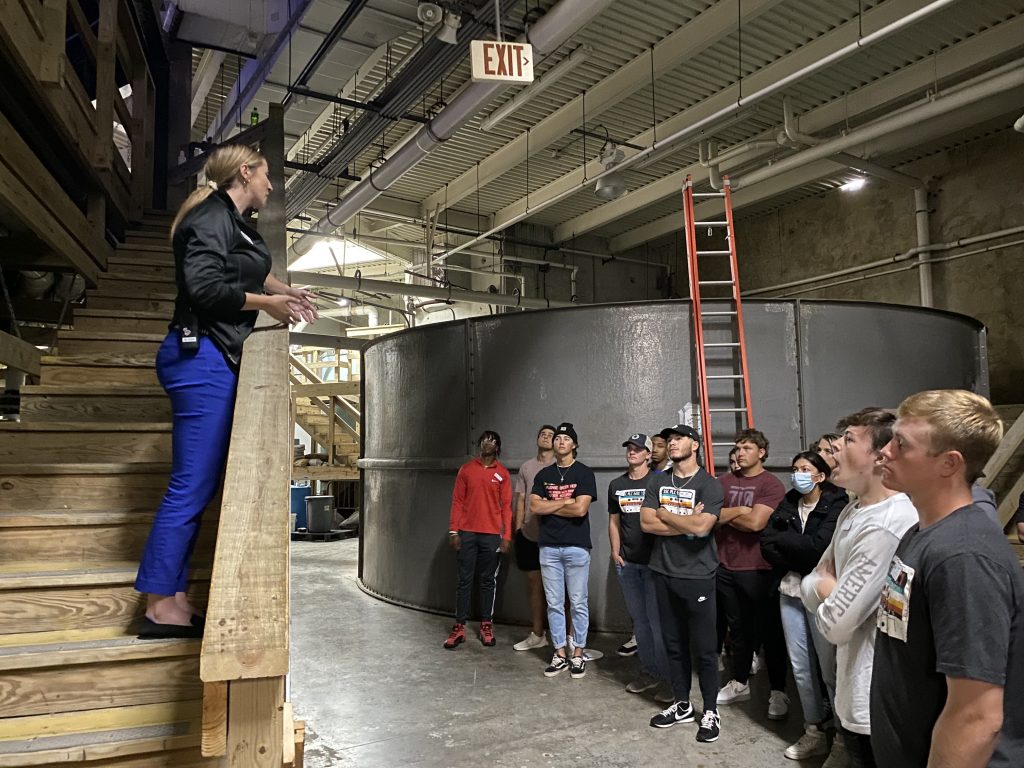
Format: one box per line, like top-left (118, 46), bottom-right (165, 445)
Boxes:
top-left (762, 452), bottom-right (848, 762)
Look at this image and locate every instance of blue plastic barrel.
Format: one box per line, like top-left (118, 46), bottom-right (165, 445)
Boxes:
top-left (290, 485), bottom-right (311, 529)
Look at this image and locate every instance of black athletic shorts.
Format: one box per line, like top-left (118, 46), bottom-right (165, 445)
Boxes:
top-left (514, 529), bottom-right (540, 572)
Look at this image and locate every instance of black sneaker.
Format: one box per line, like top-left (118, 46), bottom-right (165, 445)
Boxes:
top-left (696, 709), bottom-right (721, 742)
top-left (569, 655), bottom-right (586, 679)
top-left (649, 700), bottom-right (695, 728)
top-left (544, 653), bottom-right (569, 677)
top-left (617, 634), bottom-right (638, 656)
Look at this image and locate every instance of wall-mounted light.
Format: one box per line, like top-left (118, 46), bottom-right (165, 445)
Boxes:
top-left (840, 178), bottom-right (867, 192)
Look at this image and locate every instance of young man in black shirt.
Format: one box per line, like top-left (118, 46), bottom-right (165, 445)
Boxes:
top-left (640, 424), bottom-right (725, 743)
top-left (872, 389), bottom-right (1022, 768)
top-left (609, 433), bottom-right (670, 697)
top-left (530, 423), bottom-right (597, 680)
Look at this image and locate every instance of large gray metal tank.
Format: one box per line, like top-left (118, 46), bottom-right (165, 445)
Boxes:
top-left (358, 299), bottom-right (987, 631)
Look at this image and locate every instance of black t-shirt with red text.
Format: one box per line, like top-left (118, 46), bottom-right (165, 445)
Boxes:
top-left (531, 461), bottom-right (598, 549)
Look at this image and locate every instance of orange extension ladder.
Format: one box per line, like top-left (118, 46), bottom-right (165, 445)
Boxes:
top-left (681, 174), bottom-right (754, 474)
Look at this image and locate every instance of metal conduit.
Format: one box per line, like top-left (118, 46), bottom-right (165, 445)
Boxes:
top-left (290, 271), bottom-right (575, 309)
top-left (291, 0), bottom-right (617, 256)
top-left (286, 0), bottom-right (515, 219)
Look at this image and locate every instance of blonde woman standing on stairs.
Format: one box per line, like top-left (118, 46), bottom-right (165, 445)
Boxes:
top-left (135, 144), bottom-right (317, 638)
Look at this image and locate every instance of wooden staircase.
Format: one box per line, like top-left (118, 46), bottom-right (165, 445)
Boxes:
top-left (0, 210), bottom-right (221, 766)
top-left (983, 404), bottom-right (1024, 566)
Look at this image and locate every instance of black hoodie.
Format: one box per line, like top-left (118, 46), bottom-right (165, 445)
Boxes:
top-left (760, 483), bottom-right (848, 576)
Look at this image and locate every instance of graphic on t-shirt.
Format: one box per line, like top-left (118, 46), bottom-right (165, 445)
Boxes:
top-left (616, 488), bottom-right (646, 515)
top-left (659, 486), bottom-right (697, 516)
top-left (726, 486), bottom-right (755, 508)
top-left (542, 482), bottom-right (578, 500)
top-left (491, 472), bottom-right (504, 484)
top-left (877, 555), bottom-right (915, 642)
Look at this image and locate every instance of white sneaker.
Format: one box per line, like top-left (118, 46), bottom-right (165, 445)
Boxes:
top-left (785, 724), bottom-right (829, 760)
top-left (768, 690), bottom-right (790, 720)
top-left (716, 679), bottom-right (751, 704)
top-left (512, 631), bottom-right (547, 651)
top-left (750, 651), bottom-right (761, 675)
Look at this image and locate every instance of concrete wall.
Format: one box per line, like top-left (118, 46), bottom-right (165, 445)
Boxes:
top-left (730, 129), bottom-right (1024, 402)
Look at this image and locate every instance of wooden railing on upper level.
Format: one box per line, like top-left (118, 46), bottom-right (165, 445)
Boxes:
top-left (0, 0), bottom-right (155, 225)
top-left (198, 105), bottom-right (296, 766)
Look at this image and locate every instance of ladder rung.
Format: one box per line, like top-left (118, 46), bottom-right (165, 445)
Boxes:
top-left (695, 221), bottom-right (728, 226)
top-left (693, 192), bottom-right (726, 198)
top-left (697, 250), bottom-right (731, 255)
top-left (701, 310), bottom-right (737, 316)
top-left (709, 408), bottom-right (747, 413)
top-left (703, 342), bottom-right (740, 347)
top-left (706, 374), bottom-right (744, 379)
top-left (698, 280), bottom-right (734, 286)
top-left (711, 441), bottom-right (736, 446)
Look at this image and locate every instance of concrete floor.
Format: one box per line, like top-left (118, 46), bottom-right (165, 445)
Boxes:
top-left (291, 540), bottom-right (825, 768)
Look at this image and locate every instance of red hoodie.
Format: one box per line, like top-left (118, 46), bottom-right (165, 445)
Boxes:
top-left (449, 458), bottom-right (513, 540)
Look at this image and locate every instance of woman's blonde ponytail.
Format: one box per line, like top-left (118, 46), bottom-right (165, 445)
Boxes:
top-left (170, 144), bottom-right (266, 237)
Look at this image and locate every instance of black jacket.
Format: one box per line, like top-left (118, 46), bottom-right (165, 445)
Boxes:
top-left (760, 483), bottom-right (848, 576)
top-left (170, 190), bottom-right (271, 368)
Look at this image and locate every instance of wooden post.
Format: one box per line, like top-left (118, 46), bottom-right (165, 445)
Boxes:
top-left (225, 677), bottom-right (284, 767)
top-left (93, 0), bottom-right (117, 171)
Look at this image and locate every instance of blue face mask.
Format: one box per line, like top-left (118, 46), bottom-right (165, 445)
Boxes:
top-left (791, 471), bottom-right (816, 494)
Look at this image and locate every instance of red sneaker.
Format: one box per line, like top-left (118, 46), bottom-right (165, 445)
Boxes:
top-left (443, 623), bottom-right (466, 649)
top-left (479, 620), bottom-right (496, 647)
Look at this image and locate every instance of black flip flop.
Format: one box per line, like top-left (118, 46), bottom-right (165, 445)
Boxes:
top-left (137, 616), bottom-right (204, 639)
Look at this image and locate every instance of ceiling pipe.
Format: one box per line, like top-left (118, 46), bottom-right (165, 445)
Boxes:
top-left (429, 0), bottom-right (962, 261)
top-left (291, 271), bottom-right (575, 309)
top-left (290, 0), bottom-right (617, 258)
top-left (742, 225), bottom-right (1024, 297)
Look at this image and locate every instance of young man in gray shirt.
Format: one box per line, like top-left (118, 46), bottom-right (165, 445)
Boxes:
top-left (641, 424), bottom-right (724, 743)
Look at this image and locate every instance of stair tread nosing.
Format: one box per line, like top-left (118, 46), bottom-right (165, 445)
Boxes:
top-left (0, 724), bottom-right (199, 762)
top-left (0, 561), bottom-right (210, 589)
top-left (20, 384), bottom-right (166, 395)
top-left (0, 635), bottom-right (200, 671)
top-left (42, 353), bottom-right (156, 367)
top-left (0, 421), bottom-right (171, 432)
top-left (59, 331), bottom-right (166, 342)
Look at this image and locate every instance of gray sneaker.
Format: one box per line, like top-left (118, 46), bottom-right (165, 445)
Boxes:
top-left (626, 672), bottom-right (660, 694)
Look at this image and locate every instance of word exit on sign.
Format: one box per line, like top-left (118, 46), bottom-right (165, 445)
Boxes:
top-left (470, 40), bottom-right (535, 83)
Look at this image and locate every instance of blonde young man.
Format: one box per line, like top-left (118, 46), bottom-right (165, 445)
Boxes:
top-left (872, 390), bottom-right (1022, 768)
top-left (801, 408), bottom-right (918, 768)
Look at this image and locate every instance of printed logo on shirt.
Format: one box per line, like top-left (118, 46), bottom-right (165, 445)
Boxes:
top-left (726, 486), bottom-right (755, 508)
top-left (543, 482), bottom-right (578, 500)
top-left (615, 488), bottom-right (646, 515)
top-left (492, 472), bottom-right (504, 484)
top-left (876, 555), bottom-right (915, 642)
top-left (659, 486), bottom-right (697, 515)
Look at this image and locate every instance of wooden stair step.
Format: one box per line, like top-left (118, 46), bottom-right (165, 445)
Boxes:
top-left (87, 295), bottom-right (175, 314)
top-left (0, 632), bottom-right (200, 672)
top-left (108, 253), bottom-right (174, 268)
top-left (0, 507), bottom-right (155, 527)
top-left (103, 263), bottom-right (175, 282)
top-left (57, 332), bottom-right (164, 356)
top-left (0, 422), bottom-right (172, 464)
top-left (0, 699), bottom-right (205, 767)
top-left (20, 385), bottom-right (169, 422)
top-left (41, 353), bottom-right (158, 386)
top-left (0, 462), bottom-right (172, 511)
top-left (0, 560), bottom-right (146, 590)
top-left (73, 309), bottom-right (170, 335)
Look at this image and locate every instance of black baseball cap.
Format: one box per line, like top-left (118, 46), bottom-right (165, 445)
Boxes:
top-left (622, 433), bottom-right (653, 451)
top-left (660, 424), bottom-right (700, 442)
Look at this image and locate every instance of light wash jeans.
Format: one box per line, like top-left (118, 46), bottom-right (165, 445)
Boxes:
top-left (808, 606), bottom-right (838, 723)
top-left (539, 545), bottom-right (591, 650)
top-left (780, 593), bottom-right (826, 723)
top-left (616, 561), bottom-right (668, 680)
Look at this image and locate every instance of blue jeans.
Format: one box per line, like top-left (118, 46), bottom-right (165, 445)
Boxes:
top-left (539, 545), bottom-right (590, 650)
top-left (780, 593), bottom-right (826, 724)
top-left (616, 561), bottom-right (668, 680)
top-left (136, 334), bottom-right (237, 595)
top-left (809, 605), bottom-right (838, 723)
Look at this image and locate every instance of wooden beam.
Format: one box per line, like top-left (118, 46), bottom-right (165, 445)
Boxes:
top-left (980, 414), bottom-right (1024, 490)
top-left (0, 330), bottom-right (41, 376)
top-left (290, 381), bottom-right (359, 397)
top-left (282, 701), bottom-right (295, 767)
top-left (201, 681), bottom-right (228, 757)
top-left (288, 331), bottom-right (368, 351)
top-left (225, 677), bottom-right (284, 768)
top-left (999, 473), bottom-right (1024, 529)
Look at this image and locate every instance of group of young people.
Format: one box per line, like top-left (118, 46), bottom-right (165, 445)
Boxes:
top-left (442, 390), bottom-right (1022, 766)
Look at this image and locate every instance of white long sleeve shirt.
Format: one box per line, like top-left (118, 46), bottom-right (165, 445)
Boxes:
top-left (801, 493), bottom-right (918, 735)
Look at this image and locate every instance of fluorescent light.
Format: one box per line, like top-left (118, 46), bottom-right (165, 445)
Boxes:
top-left (288, 238), bottom-right (386, 272)
top-left (480, 45), bottom-right (591, 132)
top-left (840, 178), bottom-right (867, 192)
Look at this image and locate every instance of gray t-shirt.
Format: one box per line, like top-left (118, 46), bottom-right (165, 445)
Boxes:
top-left (871, 504), bottom-right (1024, 768)
top-left (643, 468), bottom-right (723, 580)
top-left (514, 455), bottom-right (554, 541)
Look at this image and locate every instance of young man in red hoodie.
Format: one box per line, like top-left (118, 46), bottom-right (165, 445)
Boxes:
top-left (444, 430), bottom-right (513, 649)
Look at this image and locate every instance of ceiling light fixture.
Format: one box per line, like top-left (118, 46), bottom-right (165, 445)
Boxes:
top-left (436, 10), bottom-right (461, 45)
top-left (840, 177), bottom-right (867, 192)
top-left (594, 143), bottom-right (627, 200)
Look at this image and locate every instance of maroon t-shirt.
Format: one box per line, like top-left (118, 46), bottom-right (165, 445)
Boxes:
top-left (716, 470), bottom-right (786, 570)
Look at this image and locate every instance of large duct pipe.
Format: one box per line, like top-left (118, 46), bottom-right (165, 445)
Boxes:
top-left (290, 0), bottom-right (616, 258)
top-left (291, 271), bottom-right (574, 310)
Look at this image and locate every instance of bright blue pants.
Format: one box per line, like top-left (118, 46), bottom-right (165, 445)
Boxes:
top-left (135, 333), bottom-right (237, 596)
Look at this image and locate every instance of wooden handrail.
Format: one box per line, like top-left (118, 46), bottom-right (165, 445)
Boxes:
top-left (0, 331), bottom-right (41, 377)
